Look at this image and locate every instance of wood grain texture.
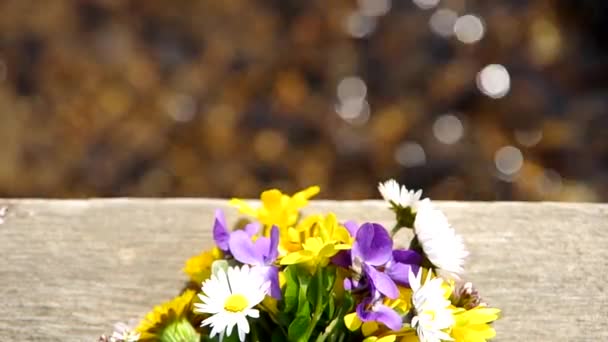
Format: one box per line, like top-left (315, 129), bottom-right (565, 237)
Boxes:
top-left (0, 199), bottom-right (606, 341)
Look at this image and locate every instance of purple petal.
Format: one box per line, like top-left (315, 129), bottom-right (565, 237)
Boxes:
top-left (364, 264), bottom-right (398, 299)
top-left (386, 262), bottom-right (419, 287)
top-left (229, 230), bottom-right (264, 265)
top-left (352, 223), bottom-right (393, 266)
top-left (343, 220), bottom-right (359, 237)
top-left (266, 266), bottom-right (282, 299)
top-left (331, 250), bottom-right (352, 268)
top-left (343, 277), bottom-right (354, 291)
top-left (356, 299), bottom-right (403, 331)
top-left (392, 249), bottom-right (423, 265)
top-left (244, 222), bottom-right (260, 237)
top-left (254, 237), bottom-right (271, 260)
top-left (266, 225), bottom-right (279, 263)
top-left (213, 210), bottom-right (230, 251)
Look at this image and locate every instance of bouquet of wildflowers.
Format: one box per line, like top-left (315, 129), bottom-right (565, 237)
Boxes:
top-left (100, 180), bottom-right (500, 342)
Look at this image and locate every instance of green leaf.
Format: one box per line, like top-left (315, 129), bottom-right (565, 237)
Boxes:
top-left (326, 294), bottom-right (335, 319)
top-left (324, 267), bottom-right (337, 293)
top-left (288, 315), bottom-right (311, 342)
top-left (297, 271), bottom-right (311, 316)
top-left (306, 270), bottom-right (323, 306)
top-left (342, 290), bottom-right (355, 313)
top-left (272, 329), bottom-right (286, 342)
top-left (276, 311), bottom-right (291, 327)
top-left (284, 267), bottom-right (299, 313)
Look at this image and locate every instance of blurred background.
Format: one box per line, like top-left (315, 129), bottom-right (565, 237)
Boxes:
top-left (0, 0), bottom-right (607, 201)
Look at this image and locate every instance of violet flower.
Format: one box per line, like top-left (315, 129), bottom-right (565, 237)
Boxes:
top-left (347, 223), bottom-right (399, 299)
top-left (213, 209), bottom-right (260, 254)
top-left (228, 225), bottom-right (281, 299)
top-left (356, 295), bottom-right (403, 331)
top-left (333, 222), bottom-right (422, 331)
top-left (385, 249), bottom-right (422, 286)
top-left (336, 222), bottom-right (422, 291)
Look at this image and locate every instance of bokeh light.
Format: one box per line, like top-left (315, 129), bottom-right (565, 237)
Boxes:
top-left (358, 0), bottom-right (392, 17)
top-left (454, 15), bottom-right (485, 44)
top-left (433, 114), bottom-right (464, 145)
top-left (536, 169), bottom-right (562, 197)
top-left (477, 64), bottom-right (511, 99)
top-left (413, 0), bottom-right (440, 10)
top-left (395, 141), bottom-right (427, 167)
top-left (514, 129), bottom-right (543, 147)
top-left (345, 11), bottom-right (377, 38)
top-left (495, 146), bottom-right (524, 176)
top-left (165, 93), bottom-right (197, 123)
top-left (336, 98), bottom-right (371, 126)
top-left (337, 76), bottom-right (367, 103)
top-left (430, 8), bottom-right (458, 37)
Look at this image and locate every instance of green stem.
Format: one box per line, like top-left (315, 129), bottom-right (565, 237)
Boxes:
top-left (251, 323), bottom-right (260, 342)
top-left (390, 222), bottom-right (401, 237)
top-left (314, 315), bottom-right (340, 342)
top-left (257, 309), bottom-right (287, 338)
top-left (303, 272), bottom-right (325, 340)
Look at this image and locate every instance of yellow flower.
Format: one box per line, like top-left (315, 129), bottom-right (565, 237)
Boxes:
top-left (345, 313), bottom-right (417, 342)
top-left (280, 213), bottom-right (350, 271)
top-left (230, 185), bottom-right (320, 230)
top-left (283, 213), bottom-right (324, 253)
top-left (450, 306), bottom-right (500, 342)
top-left (136, 290), bottom-right (198, 341)
top-left (183, 247), bottom-right (223, 284)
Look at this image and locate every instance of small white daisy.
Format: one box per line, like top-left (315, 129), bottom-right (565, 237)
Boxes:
top-left (378, 179), bottom-right (428, 211)
top-left (408, 269), bottom-right (454, 342)
top-left (109, 321), bottom-right (140, 342)
top-left (414, 204), bottom-right (469, 279)
top-left (194, 265), bottom-right (269, 342)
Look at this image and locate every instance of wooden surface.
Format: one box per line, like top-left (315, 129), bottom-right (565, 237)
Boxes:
top-left (0, 199), bottom-right (607, 341)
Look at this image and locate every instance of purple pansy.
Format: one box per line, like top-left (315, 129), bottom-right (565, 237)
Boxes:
top-left (385, 249), bottom-right (422, 286)
top-left (212, 209), bottom-right (230, 251)
top-left (343, 220), bottom-right (359, 237)
top-left (213, 209), bottom-right (261, 253)
top-left (344, 223), bottom-right (399, 299)
top-left (332, 222), bottom-right (422, 331)
top-left (335, 222), bottom-right (422, 290)
top-left (229, 225), bottom-right (281, 299)
top-left (356, 296), bottom-right (402, 331)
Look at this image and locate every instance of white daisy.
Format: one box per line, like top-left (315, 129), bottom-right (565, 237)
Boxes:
top-left (109, 321), bottom-right (140, 342)
top-left (414, 204), bottom-right (468, 279)
top-left (194, 265), bottom-right (269, 342)
top-left (378, 179), bottom-right (428, 211)
top-left (408, 269), bottom-right (454, 342)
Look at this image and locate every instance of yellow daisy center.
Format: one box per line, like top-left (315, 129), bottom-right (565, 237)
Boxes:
top-left (224, 294), bottom-right (249, 313)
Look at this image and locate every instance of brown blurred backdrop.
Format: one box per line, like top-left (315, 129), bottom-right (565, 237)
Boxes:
top-left (0, 0), bottom-right (607, 201)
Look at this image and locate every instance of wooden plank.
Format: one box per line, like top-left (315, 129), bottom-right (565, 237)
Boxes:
top-left (0, 199), bottom-right (606, 341)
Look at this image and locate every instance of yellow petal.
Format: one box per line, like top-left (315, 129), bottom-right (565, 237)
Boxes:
top-left (280, 250), bottom-right (313, 265)
top-left (456, 307), bottom-right (501, 325)
top-left (292, 186), bottom-right (320, 206)
top-left (229, 198), bottom-right (258, 217)
top-left (260, 189), bottom-right (284, 209)
top-left (344, 312), bottom-right (362, 331)
top-left (333, 226), bottom-right (353, 244)
top-left (451, 324), bottom-right (496, 342)
top-left (362, 321), bottom-right (379, 336)
top-left (318, 243), bottom-right (338, 258)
